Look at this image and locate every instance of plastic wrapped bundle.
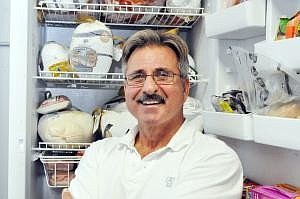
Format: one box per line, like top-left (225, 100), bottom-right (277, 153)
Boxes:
top-left (69, 20), bottom-right (114, 77)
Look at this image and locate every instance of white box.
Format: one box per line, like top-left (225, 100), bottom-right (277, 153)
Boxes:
top-left (205, 0), bottom-right (266, 39)
top-left (202, 111), bottom-right (253, 140)
top-left (253, 115), bottom-right (300, 150)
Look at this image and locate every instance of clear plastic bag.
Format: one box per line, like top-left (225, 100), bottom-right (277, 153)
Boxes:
top-left (228, 46), bottom-right (292, 113)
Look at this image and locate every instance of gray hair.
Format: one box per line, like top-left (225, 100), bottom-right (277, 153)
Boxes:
top-left (122, 29), bottom-right (189, 79)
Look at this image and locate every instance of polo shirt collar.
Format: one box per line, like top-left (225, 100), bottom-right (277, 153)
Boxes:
top-left (119, 126), bottom-right (139, 148)
top-left (165, 119), bottom-right (195, 152)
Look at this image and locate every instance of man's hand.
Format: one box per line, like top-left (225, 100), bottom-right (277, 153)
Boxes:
top-left (62, 188), bottom-right (73, 199)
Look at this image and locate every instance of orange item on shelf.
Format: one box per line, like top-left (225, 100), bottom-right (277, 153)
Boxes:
top-left (285, 11), bottom-right (300, 39)
top-left (285, 25), bottom-right (295, 38)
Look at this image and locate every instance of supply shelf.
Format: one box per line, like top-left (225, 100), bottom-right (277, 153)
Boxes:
top-left (205, 0), bottom-right (266, 39)
top-left (202, 111), bottom-right (253, 141)
top-left (35, 1), bottom-right (205, 28)
top-left (34, 71), bottom-right (125, 89)
top-left (253, 115), bottom-right (300, 151)
top-left (255, 38), bottom-right (300, 82)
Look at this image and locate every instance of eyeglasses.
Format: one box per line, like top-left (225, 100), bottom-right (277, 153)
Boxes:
top-left (125, 70), bottom-right (182, 87)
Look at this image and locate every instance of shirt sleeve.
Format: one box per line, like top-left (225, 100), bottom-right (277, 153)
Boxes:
top-left (69, 142), bottom-right (101, 199)
top-left (175, 147), bottom-right (243, 199)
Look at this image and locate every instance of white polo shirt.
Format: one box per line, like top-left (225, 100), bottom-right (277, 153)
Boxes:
top-left (69, 120), bottom-right (243, 199)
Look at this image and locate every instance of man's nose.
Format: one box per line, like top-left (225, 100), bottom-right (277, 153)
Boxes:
top-left (142, 75), bottom-right (159, 93)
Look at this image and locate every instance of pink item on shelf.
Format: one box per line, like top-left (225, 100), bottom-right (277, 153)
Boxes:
top-left (251, 185), bottom-right (300, 199)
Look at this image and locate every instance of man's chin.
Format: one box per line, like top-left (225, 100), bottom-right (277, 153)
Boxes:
top-left (138, 117), bottom-right (160, 125)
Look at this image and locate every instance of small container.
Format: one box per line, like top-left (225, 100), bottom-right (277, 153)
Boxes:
top-left (285, 12), bottom-right (300, 39)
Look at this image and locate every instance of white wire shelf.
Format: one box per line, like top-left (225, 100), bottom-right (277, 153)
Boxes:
top-left (35, 1), bottom-right (205, 28)
top-left (34, 71), bottom-right (125, 89)
top-left (34, 142), bottom-right (91, 151)
top-left (34, 71), bottom-right (207, 89)
top-left (33, 142), bottom-right (91, 161)
top-left (33, 142), bottom-right (91, 188)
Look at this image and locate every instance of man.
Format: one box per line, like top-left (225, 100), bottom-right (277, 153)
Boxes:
top-left (66, 29), bottom-right (243, 199)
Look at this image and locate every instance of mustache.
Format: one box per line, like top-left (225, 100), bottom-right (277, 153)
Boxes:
top-left (136, 93), bottom-right (166, 104)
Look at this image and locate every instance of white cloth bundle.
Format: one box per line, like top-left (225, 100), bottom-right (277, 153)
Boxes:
top-left (38, 110), bottom-right (94, 143)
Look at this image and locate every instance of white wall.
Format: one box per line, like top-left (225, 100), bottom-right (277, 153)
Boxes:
top-left (0, 1), bottom-right (10, 199)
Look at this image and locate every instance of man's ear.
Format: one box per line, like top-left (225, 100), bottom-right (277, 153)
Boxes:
top-left (123, 82), bottom-right (127, 92)
top-left (183, 78), bottom-right (190, 101)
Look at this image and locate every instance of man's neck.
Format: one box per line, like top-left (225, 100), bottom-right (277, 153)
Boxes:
top-left (134, 119), bottom-right (184, 158)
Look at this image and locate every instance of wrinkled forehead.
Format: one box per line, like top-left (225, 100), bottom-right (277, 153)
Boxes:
top-left (127, 67), bottom-right (178, 76)
top-left (123, 45), bottom-right (179, 73)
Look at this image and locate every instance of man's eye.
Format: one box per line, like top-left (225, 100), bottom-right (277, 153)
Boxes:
top-left (128, 73), bottom-right (144, 80)
top-left (155, 70), bottom-right (170, 77)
